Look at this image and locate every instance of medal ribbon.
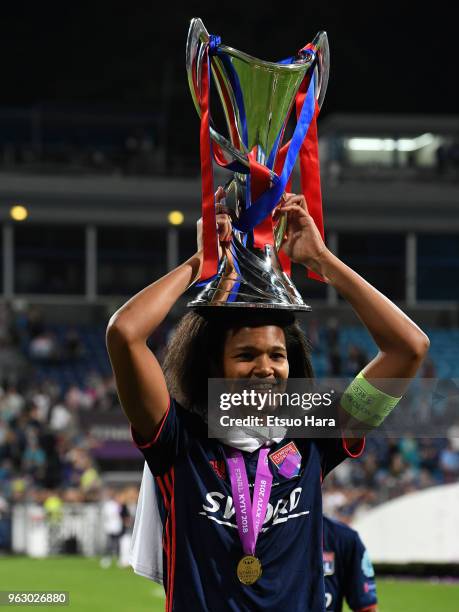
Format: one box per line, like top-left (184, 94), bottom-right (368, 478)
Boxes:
top-left (226, 448), bottom-right (273, 556)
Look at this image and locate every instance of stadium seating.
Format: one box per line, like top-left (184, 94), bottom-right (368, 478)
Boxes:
top-left (24, 324), bottom-right (459, 391)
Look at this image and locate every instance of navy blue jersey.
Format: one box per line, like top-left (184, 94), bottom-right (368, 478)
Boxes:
top-left (132, 398), bottom-right (364, 612)
top-left (323, 516), bottom-right (377, 612)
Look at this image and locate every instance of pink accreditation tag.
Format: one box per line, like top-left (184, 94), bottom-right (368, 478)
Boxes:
top-left (269, 441), bottom-right (302, 478)
top-left (278, 451), bottom-right (301, 478)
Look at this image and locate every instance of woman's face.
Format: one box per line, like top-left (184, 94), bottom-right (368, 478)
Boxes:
top-left (222, 325), bottom-right (289, 380)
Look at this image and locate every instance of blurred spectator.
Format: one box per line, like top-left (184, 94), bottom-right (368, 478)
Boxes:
top-left (23, 433), bottom-right (46, 482)
top-left (439, 441), bottom-right (459, 483)
top-left (419, 439), bottom-right (442, 479)
top-left (359, 452), bottom-right (380, 487)
top-left (65, 385), bottom-right (93, 411)
top-left (43, 491), bottom-right (63, 520)
top-left (10, 476), bottom-right (28, 502)
top-left (43, 490), bottom-right (64, 554)
top-left (118, 487), bottom-right (136, 567)
top-left (29, 331), bottom-right (61, 362)
top-left (102, 375), bottom-right (119, 410)
top-left (73, 451), bottom-right (102, 500)
top-left (0, 385), bottom-right (25, 422)
top-left (29, 386), bottom-right (51, 423)
top-left (84, 370), bottom-right (106, 407)
top-left (322, 486), bottom-right (347, 516)
top-left (100, 488), bottom-right (123, 568)
top-left (40, 378), bottom-right (61, 403)
top-left (398, 436), bottom-right (420, 470)
top-left (0, 458), bottom-right (13, 483)
top-left (27, 403), bottom-right (47, 427)
top-left (49, 402), bottom-right (73, 432)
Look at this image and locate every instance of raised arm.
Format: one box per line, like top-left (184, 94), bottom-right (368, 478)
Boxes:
top-left (279, 194), bottom-right (430, 393)
top-left (106, 187), bottom-right (231, 441)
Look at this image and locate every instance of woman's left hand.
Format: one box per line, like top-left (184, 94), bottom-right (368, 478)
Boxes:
top-left (277, 193), bottom-right (330, 276)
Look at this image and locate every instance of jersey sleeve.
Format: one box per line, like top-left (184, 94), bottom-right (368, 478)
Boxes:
top-left (316, 435), bottom-right (366, 479)
top-left (344, 532), bottom-right (378, 611)
top-left (130, 396), bottom-right (186, 476)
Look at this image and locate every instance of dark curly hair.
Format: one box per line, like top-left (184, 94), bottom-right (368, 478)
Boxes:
top-left (163, 309), bottom-right (314, 418)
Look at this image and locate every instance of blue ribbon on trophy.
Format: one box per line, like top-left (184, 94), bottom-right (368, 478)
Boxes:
top-left (186, 18), bottom-right (330, 310)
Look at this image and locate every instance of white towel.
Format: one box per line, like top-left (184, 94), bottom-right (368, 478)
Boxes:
top-left (129, 462), bottom-right (164, 584)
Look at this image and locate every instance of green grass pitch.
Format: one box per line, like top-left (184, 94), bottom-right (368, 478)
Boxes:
top-left (0, 556), bottom-right (458, 611)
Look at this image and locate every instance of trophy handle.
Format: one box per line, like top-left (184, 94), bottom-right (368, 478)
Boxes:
top-left (186, 18), bottom-right (251, 170)
top-left (308, 31), bottom-right (330, 111)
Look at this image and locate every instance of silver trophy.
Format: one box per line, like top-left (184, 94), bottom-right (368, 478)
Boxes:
top-left (186, 18), bottom-right (329, 311)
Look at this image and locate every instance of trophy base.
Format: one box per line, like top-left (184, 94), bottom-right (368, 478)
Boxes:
top-left (187, 242), bottom-right (312, 313)
top-left (187, 301), bottom-right (312, 312)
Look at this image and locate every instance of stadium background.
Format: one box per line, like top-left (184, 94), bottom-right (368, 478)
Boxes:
top-left (0, 4), bottom-right (458, 611)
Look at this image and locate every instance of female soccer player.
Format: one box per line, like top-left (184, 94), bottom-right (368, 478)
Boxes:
top-left (106, 190), bottom-right (429, 612)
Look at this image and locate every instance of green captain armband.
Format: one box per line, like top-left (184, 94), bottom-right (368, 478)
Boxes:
top-left (340, 371), bottom-right (402, 427)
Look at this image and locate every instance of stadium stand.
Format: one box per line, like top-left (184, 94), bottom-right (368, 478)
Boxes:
top-left (1, 111), bottom-right (458, 565)
top-left (2, 300), bottom-right (459, 554)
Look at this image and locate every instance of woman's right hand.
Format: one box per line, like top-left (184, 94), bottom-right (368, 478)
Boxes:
top-left (196, 186), bottom-right (232, 259)
top-left (277, 193), bottom-right (330, 275)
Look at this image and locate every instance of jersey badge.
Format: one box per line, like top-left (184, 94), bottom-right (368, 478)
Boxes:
top-left (269, 441), bottom-right (302, 478)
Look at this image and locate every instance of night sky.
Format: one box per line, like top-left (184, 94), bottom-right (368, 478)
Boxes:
top-left (1, 2), bottom-right (456, 158)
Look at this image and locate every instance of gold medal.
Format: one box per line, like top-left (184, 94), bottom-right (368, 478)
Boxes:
top-left (236, 555), bottom-right (262, 585)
